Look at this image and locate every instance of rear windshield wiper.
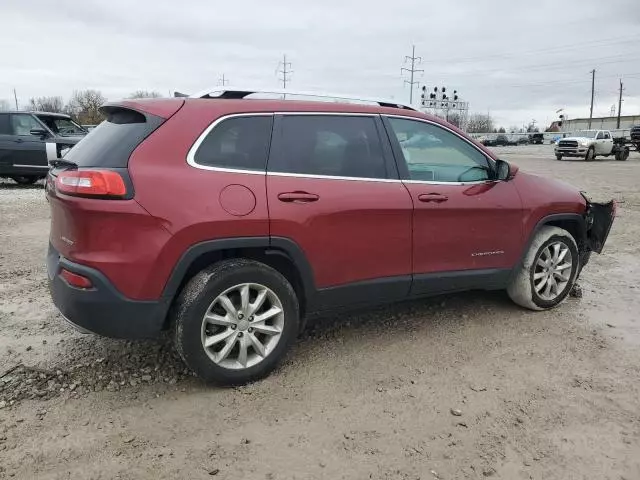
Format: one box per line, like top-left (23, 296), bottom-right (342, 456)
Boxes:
top-left (49, 159), bottom-right (78, 169)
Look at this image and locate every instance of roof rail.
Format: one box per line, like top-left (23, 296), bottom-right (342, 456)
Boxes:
top-left (187, 86), bottom-right (417, 111)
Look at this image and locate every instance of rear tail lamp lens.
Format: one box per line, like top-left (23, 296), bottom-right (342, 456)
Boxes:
top-left (56, 170), bottom-right (127, 198)
top-left (60, 269), bottom-right (93, 289)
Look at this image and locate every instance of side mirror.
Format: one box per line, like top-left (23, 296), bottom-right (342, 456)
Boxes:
top-left (495, 159), bottom-right (511, 181)
top-left (29, 128), bottom-right (48, 138)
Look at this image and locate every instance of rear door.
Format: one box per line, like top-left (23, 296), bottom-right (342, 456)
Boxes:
top-left (601, 131), bottom-right (614, 154)
top-left (382, 115), bottom-right (523, 295)
top-left (8, 113), bottom-right (50, 170)
top-left (266, 114), bottom-right (413, 309)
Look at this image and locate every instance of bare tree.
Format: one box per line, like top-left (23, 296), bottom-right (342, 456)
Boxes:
top-left (28, 96), bottom-right (65, 113)
top-left (466, 113), bottom-right (494, 133)
top-left (446, 112), bottom-right (462, 128)
top-left (509, 125), bottom-right (519, 134)
top-left (498, 127), bottom-right (506, 133)
top-left (128, 90), bottom-right (162, 99)
top-left (0, 99), bottom-right (10, 111)
top-left (66, 89), bottom-right (106, 125)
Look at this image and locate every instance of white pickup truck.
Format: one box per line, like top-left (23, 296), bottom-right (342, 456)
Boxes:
top-left (555, 130), bottom-right (614, 161)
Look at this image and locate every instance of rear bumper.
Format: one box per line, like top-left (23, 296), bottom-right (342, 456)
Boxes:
top-left (47, 243), bottom-right (169, 339)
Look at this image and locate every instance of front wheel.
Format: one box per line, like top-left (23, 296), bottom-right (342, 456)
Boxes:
top-left (507, 226), bottom-right (580, 311)
top-left (173, 259), bottom-right (300, 385)
top-left (585, 147), bottom-right (596, 161)
top-left (555, 154), bottom-right (563, 160)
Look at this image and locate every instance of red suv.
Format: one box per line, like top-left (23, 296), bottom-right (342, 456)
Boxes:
top-left (46, 88), bottom-right (615, 384)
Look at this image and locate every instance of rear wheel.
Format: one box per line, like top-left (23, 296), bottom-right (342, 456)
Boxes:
top-left (173, 259), bottom-right (299, 385)
top-left (585, 147), bottom-right (596, 161)
top-left (507, 226), bottom-right (579, 311)
top-left (11, 175), bottom-right (39, 185)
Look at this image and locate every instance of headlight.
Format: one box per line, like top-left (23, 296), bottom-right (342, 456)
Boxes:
top-left (579, 140), bottom-right (590, 147)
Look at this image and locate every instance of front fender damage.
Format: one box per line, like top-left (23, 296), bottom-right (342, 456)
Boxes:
top-left (581, 192), bottom-right (616, 254)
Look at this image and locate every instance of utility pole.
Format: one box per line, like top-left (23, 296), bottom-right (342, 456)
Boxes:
top-left (617, 79), bottom-right (624, 129)
top-left (588, 69), bottom-right (595, 129)
top-left (401, 45), bottom-right (423, 104)
top-left (13, 88), bottom-right (18, 110)
top-left (218, 73), bottom-right (229, 86)
top-left (277, 54), bottom-right (293, 91)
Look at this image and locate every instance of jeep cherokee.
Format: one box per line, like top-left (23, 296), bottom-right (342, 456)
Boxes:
top-left (46, 88), bottom-right (615, 384)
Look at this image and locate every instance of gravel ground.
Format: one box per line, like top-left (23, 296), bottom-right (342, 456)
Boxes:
top-left (1, 145), bottom-right (640, 479)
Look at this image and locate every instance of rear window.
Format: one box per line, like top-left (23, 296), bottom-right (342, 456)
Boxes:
top-left (0, 114), bottom-right (10, 135)
top-left (63, 107), bottom-right (163, 167)
top-left (192, 115), bottom-right (273, 171)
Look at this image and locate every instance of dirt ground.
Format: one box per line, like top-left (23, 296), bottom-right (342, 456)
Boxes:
top-left (1, 145), bottom-right (639, 480)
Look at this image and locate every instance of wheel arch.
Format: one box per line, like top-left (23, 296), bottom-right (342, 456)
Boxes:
top-left (518, 214), bottom-right (587, 267)
top-left (161, 237), bottom-right (315, 328)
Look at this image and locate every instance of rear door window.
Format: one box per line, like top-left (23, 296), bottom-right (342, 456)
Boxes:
top-left (269, 115), bottom-right (389, 179)
top-left (192, 115), bottom-right (273, 171)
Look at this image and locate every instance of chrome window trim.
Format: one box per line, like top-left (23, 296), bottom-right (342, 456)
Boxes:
top-left (382, 114), bottom-right (497, 183)
top-left (186, 112), bottom-right (273, 174)
top-left (187, 111), bottom-right (493, 186)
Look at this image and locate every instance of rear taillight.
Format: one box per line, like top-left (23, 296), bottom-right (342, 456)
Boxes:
top-left (60, 268), bottom-right (93, 289)
top-left (55, 170), bottom-right (127, 198)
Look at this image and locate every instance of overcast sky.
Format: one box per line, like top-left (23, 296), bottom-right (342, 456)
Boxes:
top-left (1, 0), bottom-right (639, 128)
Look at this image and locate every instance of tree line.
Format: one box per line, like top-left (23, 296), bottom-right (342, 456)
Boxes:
top-left (0, 90), bottom-right (162, 125)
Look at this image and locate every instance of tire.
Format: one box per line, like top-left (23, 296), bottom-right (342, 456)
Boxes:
top-left (585, 147), bottom-right (595, 161)
top-left (173, 259), bottom-right (300, 385)
top-left (507, 226), bottom-right (580, 311)
top-left (622, 149), bottom-right (630, 161)
top-left (614, 150), bottom-right (622, 161)
top-left (11, 175), bottom-right (39, 185)
top-left (555, 154), bottom-right (562, 160)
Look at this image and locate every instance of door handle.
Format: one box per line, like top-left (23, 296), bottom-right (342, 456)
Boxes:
top-left (14, 138), bottom-right (23, 143)
top-left (277, 191), bottom-right (319, 203)
top-left (418, 193), bottom-right (448, 203)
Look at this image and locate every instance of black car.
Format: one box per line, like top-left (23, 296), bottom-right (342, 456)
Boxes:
top-left (0, 111), bottom-right (87, 184)
top-left (529, 133), bottom-right (544, 145)
top-left (482, 134), bottom-right (517, 147)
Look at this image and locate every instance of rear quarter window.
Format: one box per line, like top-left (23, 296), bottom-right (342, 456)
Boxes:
top-left (63, 108), bottom-right (164, 167)
top-left (191, 115), bottom-right (273, 171)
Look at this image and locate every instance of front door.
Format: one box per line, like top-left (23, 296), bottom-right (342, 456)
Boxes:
top-left (9, 113), bottom-right (50, 170)
top-left (266, 114), bottom-right (413, 309)
top-left (382, 116), bottom-right (523, 296)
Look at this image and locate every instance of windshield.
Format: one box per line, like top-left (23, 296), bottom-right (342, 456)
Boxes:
top-left (36, 115), bottom-right (87, 136)
top-left (574, 130), bottom-right (597, 138)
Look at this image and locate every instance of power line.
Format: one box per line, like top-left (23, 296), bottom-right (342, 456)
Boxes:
top-left (277, 54), bottom-right (293, 91)
top-left (401, 45), bottom-right (423, 104)
top-left (420, 33), bottom-right (640, 65)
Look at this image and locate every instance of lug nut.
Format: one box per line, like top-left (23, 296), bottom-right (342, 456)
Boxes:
top-left (248, 327), bottom-right (253, 333)
top-left (249, 315), bottom-right (254, 321)
top-left (238, 314), bottom-right (244, 320)
top-left (238, 332), bottom-right (243, 337)
top-left (230, 325), bottom-right (236, 330)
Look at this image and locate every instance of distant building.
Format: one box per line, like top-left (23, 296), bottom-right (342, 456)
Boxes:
top-left (559, 114), bottom-right (640, 132)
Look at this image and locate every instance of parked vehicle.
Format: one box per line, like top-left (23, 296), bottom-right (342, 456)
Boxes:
top-left (0, 111), bottom-right (87, 184)
top-left (517, 136), bottom-right (529, 145)
top-left (483, 134), bottom-right (517, 147)
top-left (554, 130), bottom-right (629, 161)
top-left (46, 88), bottom-right (616, 384)
top-left (529, 133), bottom-right (544, 145)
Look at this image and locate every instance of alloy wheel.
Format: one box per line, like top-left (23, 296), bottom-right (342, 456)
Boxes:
top-left (200, 283), bottom-right (284, 370)
top-left (533, 241), bottom-right (573, 301)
